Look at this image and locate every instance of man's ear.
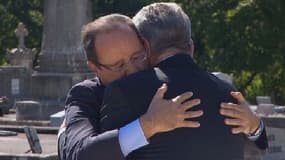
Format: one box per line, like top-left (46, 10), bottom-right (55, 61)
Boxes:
top-left (87, 61), bottom-right (99, 74)
top-left (142, 38), bottom-right (151, 57)
top-left (142, 38), bottom-right (154, 65)
top-left (189, 38), bottom-right (195, 58)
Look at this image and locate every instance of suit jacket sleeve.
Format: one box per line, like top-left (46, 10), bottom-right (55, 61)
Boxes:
top-left (64, 84), bottom-right (124, 160)
top-left (254, 126), bottom-right (268, 150)
top-left (100, 83), bottom-right (139, 132)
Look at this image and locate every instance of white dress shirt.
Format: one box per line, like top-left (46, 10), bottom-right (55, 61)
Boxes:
top-left (118, 118), bottom-right (264, 157)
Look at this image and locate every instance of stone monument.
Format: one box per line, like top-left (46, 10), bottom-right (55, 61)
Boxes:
top-left (247, 96), bottom-right (285, 160)
top-left (0, 22), bottom-right (35, 110)
top-left (262, 116), bottom-right (285, 160)
top-left (15, 0), bottom-right (94, 121)
top-left (6, 22), bottom-right (36, 70)
top-left (15, 22), bottom-right (28, 49)
top-left (256, 96), bottom-right (272, 105)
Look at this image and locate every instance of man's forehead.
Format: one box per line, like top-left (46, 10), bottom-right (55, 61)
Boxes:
top-left (98, 21), bottom-right (135, 34)
top-left (95, 26), bottom-right (138, 45)
top-left (94, 25), bottom-right (142, 61)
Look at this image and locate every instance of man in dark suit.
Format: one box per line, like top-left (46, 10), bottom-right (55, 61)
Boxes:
top-left (58, 14), bottom-right (204, 160)
top-left (100, 3), bottom-right (268, 160)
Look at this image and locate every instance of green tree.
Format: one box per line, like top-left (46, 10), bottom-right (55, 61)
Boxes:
top-left (174, 0), bottom-right (285, 104)
top-left (92, 0), bottom-right (152, 18)
top-left (0, 0), bottom-right (43, 65)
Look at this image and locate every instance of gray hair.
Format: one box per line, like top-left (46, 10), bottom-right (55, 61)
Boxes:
top-left (133, 2), bottom-right (191, 55)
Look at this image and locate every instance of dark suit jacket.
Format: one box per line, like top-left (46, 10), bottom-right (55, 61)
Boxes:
top-left (61, 78), bottom-right (124, 160)
top-left (100, 54), bottom-right (268, 160)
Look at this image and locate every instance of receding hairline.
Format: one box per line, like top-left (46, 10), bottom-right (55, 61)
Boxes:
top-left (82, 14), bottom-right (135, 39)
top-left (81, 13), bottom-right (143, 64)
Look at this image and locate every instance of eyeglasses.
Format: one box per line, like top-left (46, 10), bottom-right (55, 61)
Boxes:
top-left (97, 50), bottom-right (147, 72)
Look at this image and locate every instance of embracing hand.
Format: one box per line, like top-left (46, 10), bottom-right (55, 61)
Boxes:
top-left (220, 92), bottom-right (261, 135)
top-left (140, 83), bottom-right (203, 139)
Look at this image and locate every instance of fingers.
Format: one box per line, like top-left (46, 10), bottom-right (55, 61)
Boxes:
top-left (181, 99), bottom-right (201, 111)
top-left (220, 103), bottom-right (244, 113)
top-left (172, 92), bottom-right (193, 104)
top-left (231, 127), bottom-right (244, 134)
top-left (154, 83), bottom-right (168, 99)
top-left (220, 106), bottom-right (244, 119)
top-left (184, 110), bottom-right (203, 119)
top-left (180, 120), bottom-right (201, 128)
top-left (230, 92), bottom-right (246, 104)
top-left (224, 118), bottom-right (242, 126)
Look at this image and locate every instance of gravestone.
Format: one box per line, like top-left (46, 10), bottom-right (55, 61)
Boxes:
top-left (15, 0), bottom-right (94, 120)
top-left (50, 110), bottom-right (65, 127)
top-left (15, 22), bottom-right (28, 49)
top-left (6, 22), bottom-right (36, 70)
top-left (274, 106), bottom-right (285, 113)
top-left (24, 127), bottom-right (42, 154)
top-left (256, 96), bottom-right (274, 116)
top-left (262, 117), bottom-right (285, 160)
top-left (256, 96), bottom-right (272, 105)
top-left (264, 127), bottom-right (285, 160)
top-left (244, 114), bottom-right (285, 160)
top-left (16, 101), bottom-right (55, 120)
top-left (0, 66), bottom-right (31, 109)
top-left (0, 22), bottom-right (36, 109)
top-left (253, 96), bottom-right (285, 159)
top-left (256, 104), bottom-right (275, 115)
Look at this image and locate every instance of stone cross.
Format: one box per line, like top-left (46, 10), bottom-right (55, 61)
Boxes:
top-left (15, 22), bottom-right (28, 49)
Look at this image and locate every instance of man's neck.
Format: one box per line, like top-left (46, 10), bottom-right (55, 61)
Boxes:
top-left (150, 49), bottom-right (191, 67)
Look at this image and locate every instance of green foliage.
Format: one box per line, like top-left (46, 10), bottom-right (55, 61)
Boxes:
top-left (175, 0), bottom-right (285, 104)
top-left (0, 0), bottom-right (284, 103)
top-left (0, 0), bottom-right (43, 65)
top-left (92, 0), bottom-right (153, 18)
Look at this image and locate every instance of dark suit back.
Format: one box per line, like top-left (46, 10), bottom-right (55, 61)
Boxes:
top-left (101, 54), bottom-right (245, 160)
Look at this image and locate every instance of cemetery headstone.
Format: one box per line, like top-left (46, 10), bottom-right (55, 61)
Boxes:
top-left (24, 126), bottom-right (42, 154)
top-left (256, 96), bottom-right (272, 105)
top-left (6, 22), bottom-right (36, 70)
top-left (15, 22), bottom-right (28, 49)
top-left (15, 0), bottom-right (94, 120)
top-left (262, 117), bottom-right (285, 160)
top-left (50, 110), bottom-right (65, 127)
top-left (256, 104), bottom-right (275, 115)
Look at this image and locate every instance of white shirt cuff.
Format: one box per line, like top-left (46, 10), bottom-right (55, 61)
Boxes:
top-left (247, 120), bottom-right (264, 141)
top-left (118, 119), bottom-right (149, 156)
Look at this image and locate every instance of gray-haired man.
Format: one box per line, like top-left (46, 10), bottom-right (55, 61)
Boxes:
top-left (100, 2), bottom-right (268, 159)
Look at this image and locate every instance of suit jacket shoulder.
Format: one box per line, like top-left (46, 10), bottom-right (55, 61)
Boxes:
top-left (66, 78), bottom-right (104, 105)
top-left (63, 78), bottom-right (124, 160)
